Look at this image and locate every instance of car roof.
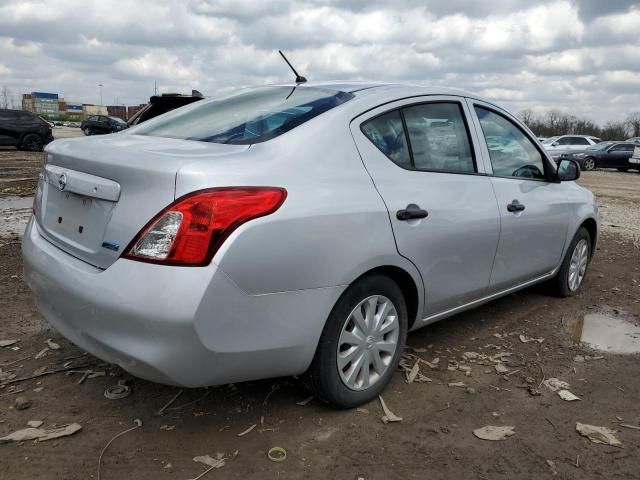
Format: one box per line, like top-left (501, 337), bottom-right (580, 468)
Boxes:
top-left (271, 81), bottom-right (483, 99)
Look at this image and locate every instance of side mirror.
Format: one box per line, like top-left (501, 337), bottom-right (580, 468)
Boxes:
top-left (557, 159), bottom-right (580, 181)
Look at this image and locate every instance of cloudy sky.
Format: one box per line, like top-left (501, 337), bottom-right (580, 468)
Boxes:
top-left (1, 0), bottom-right (639, 122)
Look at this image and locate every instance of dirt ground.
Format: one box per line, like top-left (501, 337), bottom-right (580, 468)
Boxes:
top-left (1, 145), bottom-right (639, 479)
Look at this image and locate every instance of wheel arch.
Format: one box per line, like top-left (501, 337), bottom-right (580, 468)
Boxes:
top-left (349, 264), bottom-right (423, 330)
top-left (580, 217), bottom-right (598, 256)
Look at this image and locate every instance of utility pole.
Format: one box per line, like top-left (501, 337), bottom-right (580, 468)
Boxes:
top-left (154, 80), bottom-right (158, 96)
top-left (98, 84), bottom-right (103, 106)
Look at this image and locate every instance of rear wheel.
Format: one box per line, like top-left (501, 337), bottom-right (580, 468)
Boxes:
top-left (582, 157), bottom-right (596, 171)
top-left (20, 133), bottom-right (44, 152)
top-left (306, 274), bottom-right (408, 408)
top-left (548, 227), bottom-right (591, 297)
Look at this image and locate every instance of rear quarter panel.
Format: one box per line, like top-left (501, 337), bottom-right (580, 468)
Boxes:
top-left (174, 106), bottom-right (424, 306)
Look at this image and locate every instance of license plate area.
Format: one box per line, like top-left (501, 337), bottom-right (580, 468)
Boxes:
top-left (41, 182), bottom-right (114, 253)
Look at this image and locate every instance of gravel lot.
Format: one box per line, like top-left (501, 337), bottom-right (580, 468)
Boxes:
top-left (1, 145), bottom-right (639, 479)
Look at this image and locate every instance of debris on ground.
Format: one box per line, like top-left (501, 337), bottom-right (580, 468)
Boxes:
top-left (619, 423), bottom-right (640, 431)
top-left (192, 453), bottom-right (228, 478)
top-left (267, 446), bottom-right (287, 463)
top-left (237, 424), bottom-right (257, 437)
top-left (543, 378), bottom-right (570, 392)
top-left (356, 408), bottom-right (369, 415)
top-left (448, 382), bottom-right (467, 388)
top-left (104, 380), bottom-right (131, 400)
top-left (160, 424), bottom-right (175, 431)
top-left (519, 334), bottom-right (544, 344)
top-left (546, 459), bottom-right (558, 475)
top-left (14, 396), bottom-right (31, 410)
top-left (27, 420), bottom-right (43, 428)
top-left (97, 419), bottom-right (142, 480)
top-left (473, 425), bottom-right (516, 441)
top-left (576, 422), bottom-right (622, 446)
top-left (494, 363), bottom-right (509, 374)
top-left (558, 390), bottom-right (581, 401)
top-left (404, 360), bottom-right (432, 383)
top-left (45, 339), bottom-right (60, 350)
top-left (0, 423), bottom-right (82, 443)
top-left (157, 389), bottom-right (182, 415)
top-left (34, 347), bottom-right (49, 359)
top-left (193, 453), bottom-right (226, 468)
top-left (0, 339), bottom-right (18, 347)
top-left (379, 395), bottom-right (402, 423)
top-left (296, 395), bottom-right (314, 406)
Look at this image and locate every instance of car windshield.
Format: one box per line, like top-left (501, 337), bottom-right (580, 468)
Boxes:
top-left (542, 136), bottom-right (559, 144)
top-left (109, 116), bottom-right (126, 124)
top-left (133, 86), bottom-right (354, 145)
top-left (587, 142), bottom-right (613, 150)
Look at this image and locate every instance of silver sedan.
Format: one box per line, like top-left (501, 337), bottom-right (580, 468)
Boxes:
top-left (22, 82), bottom-right (597, 408)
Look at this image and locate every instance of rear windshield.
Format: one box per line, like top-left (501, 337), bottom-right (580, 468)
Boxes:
top-left (133, 86), bottom-right (354, 145)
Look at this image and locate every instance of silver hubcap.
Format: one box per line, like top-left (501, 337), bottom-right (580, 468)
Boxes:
top-left (568, 239), bottom-right (589, 292)
top-left (337, 295), bottom-right (400, 391)
top-left (584, 159), bottom-right (594, 170)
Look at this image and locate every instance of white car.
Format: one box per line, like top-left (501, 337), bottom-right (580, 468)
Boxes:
top-left (542, 135), bottom-right (602, 159)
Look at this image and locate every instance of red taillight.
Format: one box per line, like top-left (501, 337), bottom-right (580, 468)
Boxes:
top-left (123, 187), bottom-right (287, 266)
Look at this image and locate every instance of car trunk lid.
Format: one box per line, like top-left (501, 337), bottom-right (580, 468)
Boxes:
top-left (34, 134), bottom-right (249, 269)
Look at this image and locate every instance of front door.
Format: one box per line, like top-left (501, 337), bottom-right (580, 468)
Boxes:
top-left (351, 97), bottom-right (500, 317)
top-left (468, 101), bottom-right (569, 291)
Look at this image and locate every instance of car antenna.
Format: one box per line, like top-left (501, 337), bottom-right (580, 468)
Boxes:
top-left (278, 50), bottom-right (307, 84)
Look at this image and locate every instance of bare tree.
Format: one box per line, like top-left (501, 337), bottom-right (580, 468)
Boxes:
top-left (627, 113), bottom-right (640, 138)
top-left (0, 85), bottom-right (11, 109)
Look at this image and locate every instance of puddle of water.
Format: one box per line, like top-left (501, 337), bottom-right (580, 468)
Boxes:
top-left (573, 311), bottom-right (640, 354)
top-left (0, 196), bottom-right (33, 238)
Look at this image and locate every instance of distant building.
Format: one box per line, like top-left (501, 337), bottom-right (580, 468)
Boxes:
top-left (62, 101), bottom-right (83, 120)
top-left (107, 105), bottom-right (128, 120)
top-left (82, 104), bottom-right (108, 117)
top-left (30, 92), bottom-right (60, 117)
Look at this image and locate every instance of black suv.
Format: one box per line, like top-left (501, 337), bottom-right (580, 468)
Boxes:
top-left (81, 115), bottom-right (128, 135)
top-left (127, 91), bottom-right (204, 127)
top-left (0, 109), bottom-right (54, 151)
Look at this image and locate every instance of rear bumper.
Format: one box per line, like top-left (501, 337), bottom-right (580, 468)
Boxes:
top-left (22, 217), bottom-right (342, 387)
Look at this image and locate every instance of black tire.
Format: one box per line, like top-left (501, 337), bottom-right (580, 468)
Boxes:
top-left (617, 168), bottom-right (629, 172)
top-left (548, 227), bottom-right (591, 297)
top-left (306, 274), bottom-right (408, 409)
top-left (582, 157), bottom-right (596, 171)
top-left (20, 133), bottom-right (44, 152)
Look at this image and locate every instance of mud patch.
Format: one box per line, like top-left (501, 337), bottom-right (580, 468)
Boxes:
top-left (572, 309), bottom-right (640, 354)
top-left (0, 196), bottom-right (33, 238)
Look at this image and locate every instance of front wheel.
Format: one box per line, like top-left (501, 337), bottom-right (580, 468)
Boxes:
top-left (548, 227), bottom-right (591, 297)
top-left (306, 274), bottom-right (408, 408)
top-left (582, 157), bottom-right (596, 171)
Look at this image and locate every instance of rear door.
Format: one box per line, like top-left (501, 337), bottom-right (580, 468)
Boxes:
top-left (467, 100), bottom-right (569, 291)
top-left (351, 97), bottom-right (500, 317)
top-left (607, 143), bottom-right (634, 168)
top-left (0, 110), bottom-right (19, 145)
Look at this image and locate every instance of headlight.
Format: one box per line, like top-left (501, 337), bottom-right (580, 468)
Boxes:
top-left (574, 153), bottom-right (585, 158)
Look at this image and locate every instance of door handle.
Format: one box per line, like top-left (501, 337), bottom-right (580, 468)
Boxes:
top-left (507, 200), bottom-right (526, 213)
top-left (396, 204), bottom-right (429, 221)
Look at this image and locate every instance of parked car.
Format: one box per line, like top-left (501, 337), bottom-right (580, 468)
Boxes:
top-left (0, 109), bottom-right (53, 151)
top-left (629, 145), bottom-right (640, 169)
top-left (626, 137), bottom-right (640, 144)
top-left (564, 141), bottom-right (639, 171)
top-left (126, 91), bottom-right (204, 127)
top-left (23, 83), bottom-right (597, 408)
top-left (80, 115), bottom-right (128, 135)
top-left (542, 135), bottom-right (602, 160)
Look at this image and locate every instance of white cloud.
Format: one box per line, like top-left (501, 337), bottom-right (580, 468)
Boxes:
top-left (0, 0), bottom-right (638, 123)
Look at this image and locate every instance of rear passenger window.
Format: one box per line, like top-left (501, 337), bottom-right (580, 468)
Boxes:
top-left (361, 110), bottom-right (411, 168)
top-left (403, 103), bottom-right (475, 173)
top-left (475, 106), bottom-right (546, 180)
